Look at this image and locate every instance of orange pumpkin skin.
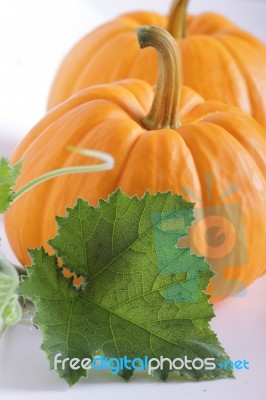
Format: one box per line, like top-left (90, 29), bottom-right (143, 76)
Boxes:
top-left (4, 79), bottom-right (266, 302)
top-left (48, 10), bottom-right (266, 126)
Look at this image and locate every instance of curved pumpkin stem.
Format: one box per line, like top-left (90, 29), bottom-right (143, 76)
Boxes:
top-left (167, 0), bottom-right (189, 39)
top-left (137, 26), bottom-right (181, 130)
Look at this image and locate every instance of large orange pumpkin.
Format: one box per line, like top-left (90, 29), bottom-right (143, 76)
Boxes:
top-left (4, 26), bottom-right (266, 302)
top-left (48, 0), bottom-right (266, 127)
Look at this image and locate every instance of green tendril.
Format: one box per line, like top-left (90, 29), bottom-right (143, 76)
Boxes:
top-left (12, 147), bottom-right (114, 202)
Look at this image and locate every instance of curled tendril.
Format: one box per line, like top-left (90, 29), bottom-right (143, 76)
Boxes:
top-left (2, 295), bottom-right (22, 326)
top-left (0, 253), bottom-right (22, 337)
top-left (12, 147), bottom-right (115, 202)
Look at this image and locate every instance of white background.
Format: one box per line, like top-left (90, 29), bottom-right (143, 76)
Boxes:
top-left (0, 1), bottom-right (266, 399)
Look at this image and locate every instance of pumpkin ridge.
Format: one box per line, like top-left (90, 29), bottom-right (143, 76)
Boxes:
top-left (178, 120), bottom-right (266, 291)
top-left (72, 31), bottom-right (141, 92)
top-left (113, 127), bottom-right (145, 190)
top-left (48, 19), bottom-right (140, 108)
top-left (14, 100), bottom-right (132, 190)
top-left (174, 127), bottom-right (204, 204)
top-left (186, 12), bottom-right (237, 36)
top-left (179, 34), bottom-right (250, 112)
top-left (15, 85), bottom-right (141, 162)
top-left (38, 112), bottom-right (145, 222)
top-left (175, 127), bottom-right (205, 205)
top-left (116, 80), bottom-right (153, 113)
top-left (199, 120), bottom-right (266, 188)
top-left (203, 112), bottom-right (266, 182)
top-left (215, 33), bottom-right (266, 125)
top-left (16, 82), bottom-right (151, 166)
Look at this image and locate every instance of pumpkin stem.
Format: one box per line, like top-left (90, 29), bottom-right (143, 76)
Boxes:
top-left (137, 26), bottom-right (181, 130)
top-left (12, 148), bottom-right (114, 203)
top-left (167, 0), bottom-right (189, 39)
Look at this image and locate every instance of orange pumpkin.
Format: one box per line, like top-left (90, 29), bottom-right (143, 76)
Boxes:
top-left (4, 26), bottom-right (266, 302)
top-left (48, 0), bottom-right (266, 127)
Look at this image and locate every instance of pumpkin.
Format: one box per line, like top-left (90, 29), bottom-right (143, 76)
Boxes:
top-left (4, 26), bottom-right (266, 302)
top-left (48, 0), bottom-right (266, 127)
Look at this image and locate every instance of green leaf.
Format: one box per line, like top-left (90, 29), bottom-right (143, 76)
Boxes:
top-left (0, 157), bottom-right (22, 213)
top-left (19, 190), bottom-right (233, 386)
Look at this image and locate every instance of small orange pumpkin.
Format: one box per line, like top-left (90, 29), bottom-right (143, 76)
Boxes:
top-left (4, 26), bottom-right (266, 302)
top-left (48, 0), bottom-right (266, 127)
